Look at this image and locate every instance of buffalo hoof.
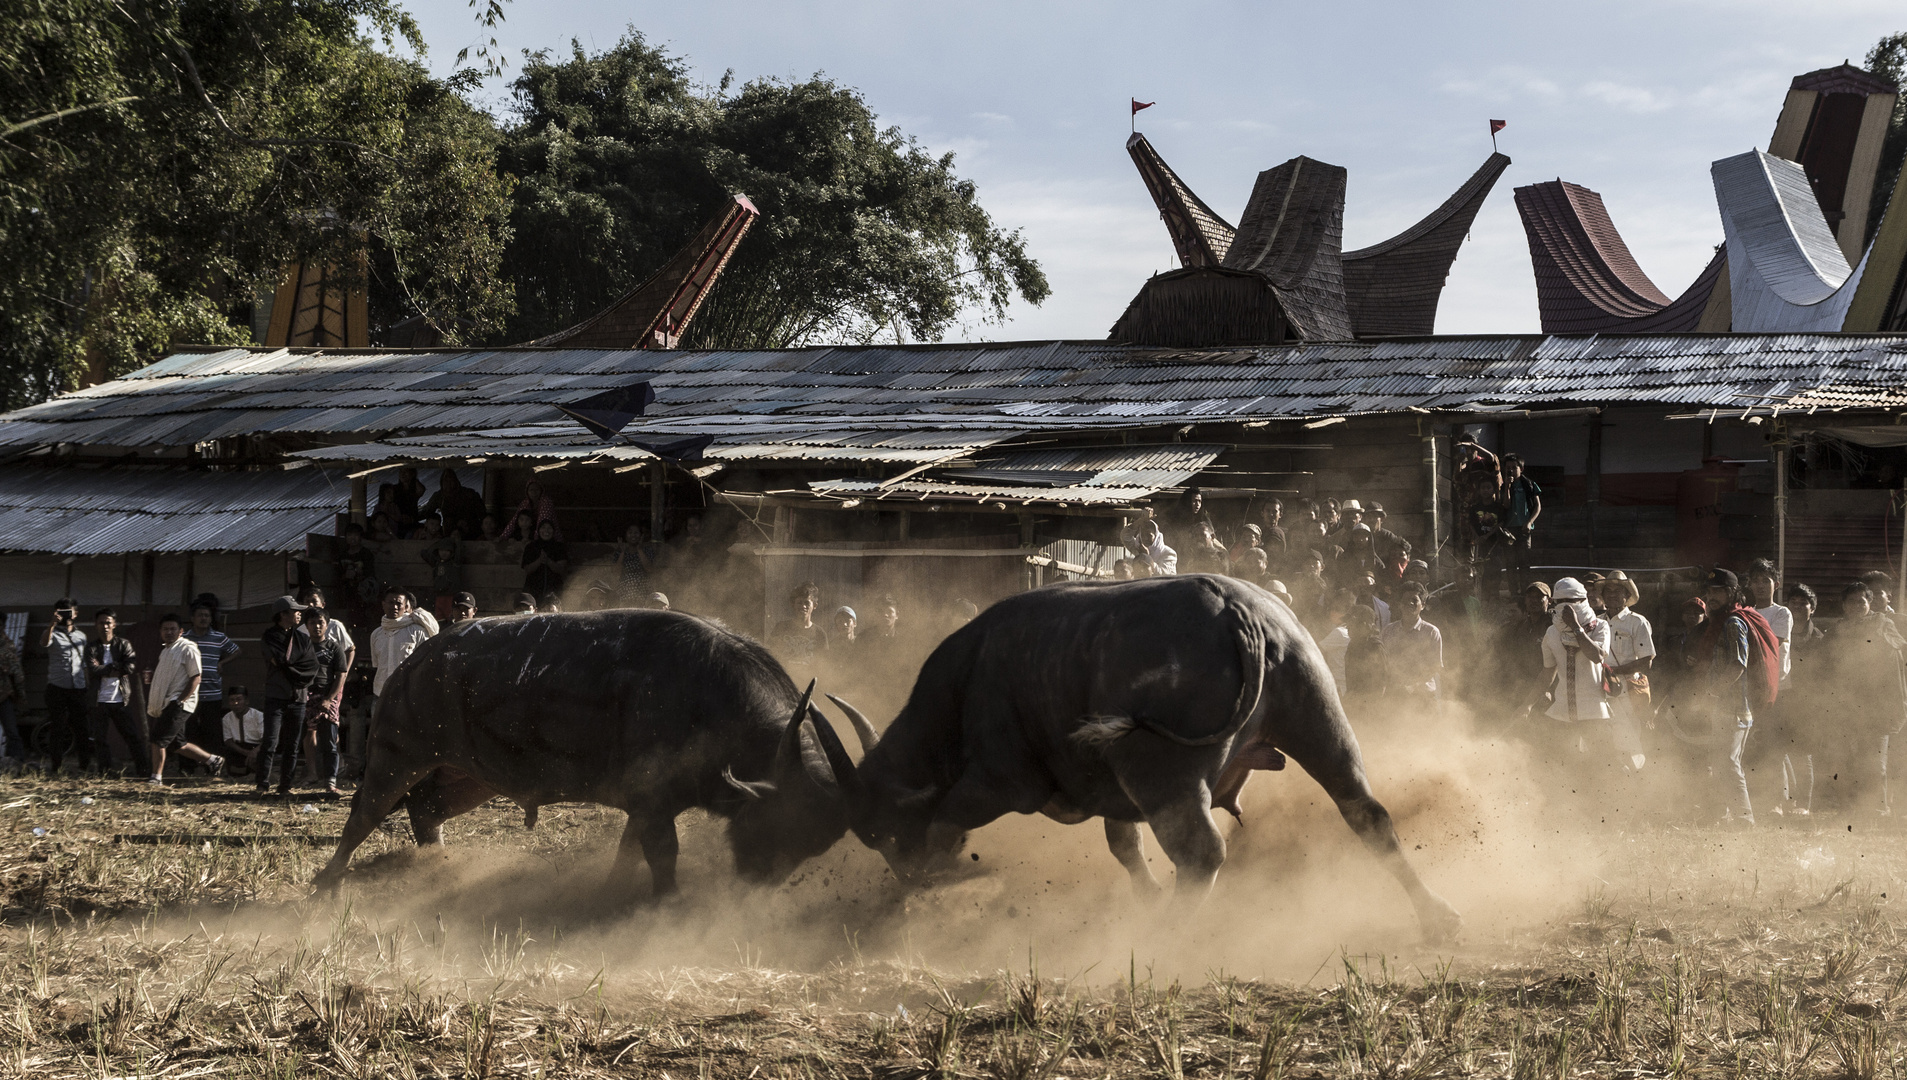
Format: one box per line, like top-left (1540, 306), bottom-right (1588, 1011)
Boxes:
top-left (1417, 896), bottom-right (1463, 944)
top-left (310, 870), bottom-right (346, 899)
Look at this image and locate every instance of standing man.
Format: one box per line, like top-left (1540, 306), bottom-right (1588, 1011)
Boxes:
top-left (1501, 455), bottom-right (1543, 571)
top-left (1698, 569), bottom-right (1780, 826)
top-left (770, 581), bottom-right (830, 678)
top-left (1826, 581), bottom-right (1906, 815)
top-left (351, 586), bottom-right (437, 779)
top-left (86, 609), bottom-right (148, 778)
top-left (420, 467), bottom-right (486, 539)
top-left (1365, 502), bottom-right (1409, 579)
top-left (451, 592), bottom-right (479, 624)
top-left (1774, 583), bottom-right (1826, 815)
top-left (1493, 582), bottom-right (1553, 721)
top-left (1124, 518), bottom-right (1178, 576)
top-left (183, 600), bottom-right (240, 765)
top-left (255, 596), bottom-right (318, 797)
top-left (421, 520), bottom-right (464, 620)
top-left (304, 606), bottom-right (349, 800)
top-left (1259, 498), bottom-right (1289, 572)
top-left (1600, 573), bottom-right (1654, 774)
top-left (1381, 582), bottom-right (1444, 709)
top-left (146, 613), bottom-right (224, 784)
top-left (1537, 578), bottom-right (1612, 780)
top-left (0, 628), bottom-right (25, 768)
top-left (40, 597), bottom-right (91, 774)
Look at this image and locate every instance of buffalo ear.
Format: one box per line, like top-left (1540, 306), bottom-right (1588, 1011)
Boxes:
top-left (805, 704), bottom-right (862, 795)
top-left (723, 766), bottom-right (776, 800)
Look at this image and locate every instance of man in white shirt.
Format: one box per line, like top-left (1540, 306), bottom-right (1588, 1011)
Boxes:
top-left (1600, 573), bottom-right (1655, 773)
top-left (145, 612), bottom-right (224, 785)
top-left (347, 587), bottom-right (438, 779)
top-left (1539, 579), bottom-right (1612, 772)
top-left (1124, 518), bottom-right (1178, 576)
top-left (1381, 582), bottom-right (1443, 706)
top-left (1747, 561), bottom-right (1792, 683)
top-left (219, 685), bottom-right (265, 778)
top-left (1314, 588), bottom-right (1356, 698)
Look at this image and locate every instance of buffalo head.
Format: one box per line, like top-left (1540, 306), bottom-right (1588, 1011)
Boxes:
top-left (816, 694), bottom-right (958, 885)
top-left (723, 681), bottom-right (863, 883)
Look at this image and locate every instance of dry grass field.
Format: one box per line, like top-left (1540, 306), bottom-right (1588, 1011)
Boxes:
top-left (6, 745), bottom-right (1907, 1079)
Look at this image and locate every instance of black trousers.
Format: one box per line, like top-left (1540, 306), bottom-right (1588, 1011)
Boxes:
top-left (44, 685), bottom-right (93, 768)
top-left (256, 695), bottom-right (307, 792)
top-left (90, 701), bottom-right (150, 775)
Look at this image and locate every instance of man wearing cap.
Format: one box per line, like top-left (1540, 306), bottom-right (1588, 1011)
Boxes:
top-left (1366, 502), bottom-right (1409, 574)
top-left (255, 596), bottom-right (319, 796)
top-left (1332, 499), bottom-right (1366, 539)
top-left (451, 592), bottom-right (479, 623)
top-left (1538, 578), bottom-right (1612, 771)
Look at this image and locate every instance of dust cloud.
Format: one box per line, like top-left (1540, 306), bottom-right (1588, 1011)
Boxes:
top-left (213, 686), bottom-right (1614, 996)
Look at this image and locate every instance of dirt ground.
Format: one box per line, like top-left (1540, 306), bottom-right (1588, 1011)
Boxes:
top-left (5, 736), bottom-right (1907, 1079)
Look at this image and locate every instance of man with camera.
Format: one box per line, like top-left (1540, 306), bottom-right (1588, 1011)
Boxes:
top-left (39, 598), bottom-right (92, 773)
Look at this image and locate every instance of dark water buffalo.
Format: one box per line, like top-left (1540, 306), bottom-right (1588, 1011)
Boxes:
top-left (311, 610), bottom-right (858, 897)
top-left (822, 575), bottom-right (1461, 939)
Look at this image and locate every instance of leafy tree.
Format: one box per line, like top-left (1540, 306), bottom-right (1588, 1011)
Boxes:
top-left (1864, 31), bottom-right (1907, 252)
top-left (498, 32), bottom-right (1048, 348)
top-left (0, 0), bottom-right (514, 409)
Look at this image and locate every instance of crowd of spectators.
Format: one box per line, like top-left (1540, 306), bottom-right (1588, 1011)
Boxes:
top-left (1109, 486), bottom-right (1907, 827)
top-left (8, 461), bottom-right (1903, 829)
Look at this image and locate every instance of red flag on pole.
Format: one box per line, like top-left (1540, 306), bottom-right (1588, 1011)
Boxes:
top-left (1132, 99), bottom-right (1155, 115)
top-left (1489, 119), bottom-right (1507, 135)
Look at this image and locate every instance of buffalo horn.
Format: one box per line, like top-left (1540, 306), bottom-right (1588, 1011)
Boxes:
top-left (775, 680), bottom-right (819, 776)
top-left (825, 693), bottom-right (879, 754)
top-left (806, 705), bottom-right (863, 794)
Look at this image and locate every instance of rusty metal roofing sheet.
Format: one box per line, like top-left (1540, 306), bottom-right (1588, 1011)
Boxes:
top-left (0, 465), bottom-right (352, 554)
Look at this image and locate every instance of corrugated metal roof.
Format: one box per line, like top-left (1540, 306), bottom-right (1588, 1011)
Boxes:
top-left (0, 465), bottom-right (351, 554)
top-left (7, 335), bottom-right (1907, 454)
top-left (808, 442), bottom-right (1224, 506)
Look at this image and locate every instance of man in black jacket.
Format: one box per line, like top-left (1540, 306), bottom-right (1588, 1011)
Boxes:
top-left (255, 596), bottom-right (319, 797)
top-left (86, 609), bottom-right (148, 777)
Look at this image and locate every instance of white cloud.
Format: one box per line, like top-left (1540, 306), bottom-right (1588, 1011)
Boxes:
top-left (1580, 80), bottom-right (1675, 114)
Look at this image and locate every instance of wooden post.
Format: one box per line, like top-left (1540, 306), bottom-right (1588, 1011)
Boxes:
top-left (483, 467), bottom-right (502, 517)
top-left (1019, 512), bottom-right (1036, 591)
top-left (349, 477), bottom-right (368, 526)
top-left (1586, 414), bottom-right (1603, 550)
top-left (1898, 482), bottom-right (1906, 607)
top-left (1422, 426), bottom-right (1441, 573)
top-left (650, 462), bottom-right (665, 541)
top-left (1775, 430), bottom-right (1789, 583)
top-left (897, 510), bottom-right (910, 542)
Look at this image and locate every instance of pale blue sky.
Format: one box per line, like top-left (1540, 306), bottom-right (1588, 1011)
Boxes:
top-left (402, 0), bottom-right (1903, 340)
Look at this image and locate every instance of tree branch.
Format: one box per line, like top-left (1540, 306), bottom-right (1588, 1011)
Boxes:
top-left (1, 98), bottom-right (141, 141)
top-left (128, 3), bottom-right (397, 162)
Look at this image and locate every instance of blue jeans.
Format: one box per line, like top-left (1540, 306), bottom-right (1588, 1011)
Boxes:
top-left (257, 696), bottom-right (307, 791)
top-left (308, 697), bottom-right (340, 786)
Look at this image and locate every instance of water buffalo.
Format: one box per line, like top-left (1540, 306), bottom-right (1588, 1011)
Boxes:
top-left (819, 575), bottom-right (1462, 939)
top-left (311, 610), bottom-right (859, 898)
